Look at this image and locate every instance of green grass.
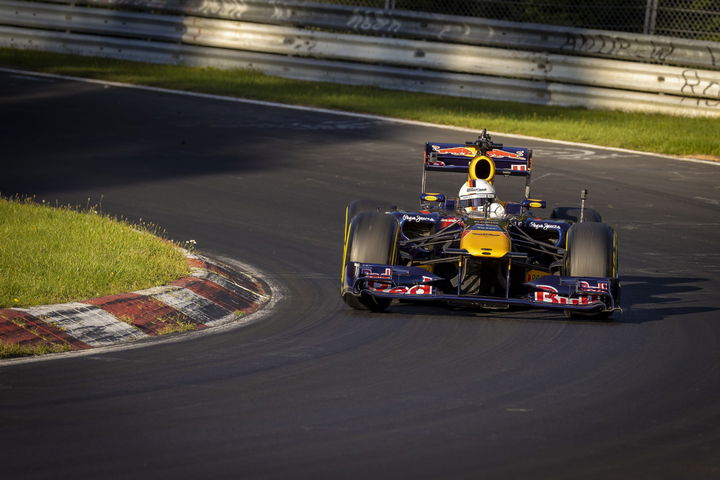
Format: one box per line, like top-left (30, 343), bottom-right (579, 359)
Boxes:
top-left (0, 197), bottom-right (190, 308)
top-left (155, 314), bottom-right (200, 335)
top-left (2, 48), bottom-right (719, 159)
top-left (0, 340), bottom-right (73, 358)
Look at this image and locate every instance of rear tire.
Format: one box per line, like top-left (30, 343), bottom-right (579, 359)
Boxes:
top-left (564, 222), bottom-right (618, 320)
top-left (342, 212), bottom-right (399, 312)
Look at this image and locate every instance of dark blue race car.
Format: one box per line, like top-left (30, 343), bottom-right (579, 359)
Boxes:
top-left (341, 130), bottom-right (620, 319)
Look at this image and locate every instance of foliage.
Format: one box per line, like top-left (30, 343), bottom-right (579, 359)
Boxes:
top-left (0, 196), bottom-right (190, 308)
top-left (0, 340), bottom-right (72, 359)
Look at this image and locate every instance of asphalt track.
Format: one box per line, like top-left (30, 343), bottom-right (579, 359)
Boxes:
top-left (1, 70), bottom-right (719, 479)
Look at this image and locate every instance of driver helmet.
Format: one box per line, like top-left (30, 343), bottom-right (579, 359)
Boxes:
top-left (458, 179), bottom-right (496, 214)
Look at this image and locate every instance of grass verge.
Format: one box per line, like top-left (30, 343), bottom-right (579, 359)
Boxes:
top-left (0, 196), bottom-right (190, 308)
top-left (1, 48), bottom-right (719, 159)
top-left (156, 315), bottom-right (200, 335)
top-left (0, 341), bottom-right (73, 358)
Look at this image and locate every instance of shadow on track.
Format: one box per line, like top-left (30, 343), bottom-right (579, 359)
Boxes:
top-left (343, 301), bottom-right (616, 326)
top-left (619, 275), bottom-right (718, 323)
top-left (0, 72), bottom-right (396, 196)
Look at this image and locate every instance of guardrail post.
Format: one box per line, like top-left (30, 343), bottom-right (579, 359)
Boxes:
top-left (644, 0), bottom-right (658, 35)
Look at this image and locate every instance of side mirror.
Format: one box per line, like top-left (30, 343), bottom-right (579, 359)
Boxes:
top-left (420, 192), bottom-right (446, 204)
top-left (521, 198), bottom-right (546, 209)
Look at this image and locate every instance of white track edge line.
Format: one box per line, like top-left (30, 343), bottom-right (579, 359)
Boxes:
top-left (2, 66), bottom-right (718, 167)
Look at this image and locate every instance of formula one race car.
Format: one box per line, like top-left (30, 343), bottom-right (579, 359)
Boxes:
top-left (341, 130), bottom-right (620, 318)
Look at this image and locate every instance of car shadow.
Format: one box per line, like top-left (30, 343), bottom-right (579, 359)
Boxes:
top-left (618, 275), bottom-right (718, 324)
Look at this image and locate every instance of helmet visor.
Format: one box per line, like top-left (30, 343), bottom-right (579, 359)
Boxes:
top-left (459, 196), bottom-right (491, 209)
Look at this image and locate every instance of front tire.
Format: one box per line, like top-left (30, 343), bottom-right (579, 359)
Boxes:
top-left (564, 222), bottom-right (616, 278)
top-left (564, 222), bottom-right (618, 319)
top-left (343, 200), bottom-right (393, 244)
top-left (342, 212), bottom-right (399, 312)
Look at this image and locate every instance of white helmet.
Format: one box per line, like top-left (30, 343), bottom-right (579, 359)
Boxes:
top-left (459, 179), bottom-right (496, 213)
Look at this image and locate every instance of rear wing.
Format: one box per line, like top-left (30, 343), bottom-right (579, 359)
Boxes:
top-left (424, 143), bottom-right (532, 176)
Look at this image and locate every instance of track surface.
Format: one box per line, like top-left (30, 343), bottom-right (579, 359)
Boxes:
top-left (1, 71), bottom-right (719, 479)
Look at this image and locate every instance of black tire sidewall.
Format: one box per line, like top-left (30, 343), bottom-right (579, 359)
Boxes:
top-left (565, 222), bottom-right (616, 278)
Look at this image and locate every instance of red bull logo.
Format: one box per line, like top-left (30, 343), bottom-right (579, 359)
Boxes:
top-left (486, 149), bottom-right (524, 159)
top-left (532, 283), bottom-right (604, 305)
top-left (361, 268), bottom-right (434, 295)
top-left (433, 146), bottom-right (476, 157)
top-left (433, 146), bottom-right (525, 160)
top-left (534, 291), bottom-right (600, 305)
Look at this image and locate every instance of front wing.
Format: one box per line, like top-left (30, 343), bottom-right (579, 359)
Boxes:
top-left (342, 262), bottom-right (620, 313)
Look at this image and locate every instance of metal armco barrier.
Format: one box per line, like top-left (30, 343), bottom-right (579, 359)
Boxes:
top-left (1, 0), bottom-right (719, 117)
top-left (42, 0), bottom-right (720, 71)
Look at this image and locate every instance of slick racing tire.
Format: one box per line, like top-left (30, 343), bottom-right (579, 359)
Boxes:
top-left (342, 211), bottom-right (399, 312)
top-left (343, 200), bottom-right (393, 242)
top-left (565, 222), bottom-right (617, 277)
top-left (550, 206), bottom-right (602, 223)
top-left (564, 222), bottom-right (618, 319)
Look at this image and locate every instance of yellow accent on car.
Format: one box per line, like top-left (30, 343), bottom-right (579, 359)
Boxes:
top-left (340, 206), bottom-right (350, 289)
top-left (468, 155), bottom-right (496, 184)
top-left (525, 269), bottom-right (547, 282)
top-left (460, 231), bottom-right (511, 258)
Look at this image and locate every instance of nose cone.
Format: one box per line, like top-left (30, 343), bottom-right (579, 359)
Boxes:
top-left (460, 226), bottom-right (511, 258)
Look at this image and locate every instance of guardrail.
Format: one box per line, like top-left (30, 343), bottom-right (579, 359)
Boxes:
top-left (1, 0), bottom-right (719, 117)
top-left (41, 0), bottom-right (720, 71)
